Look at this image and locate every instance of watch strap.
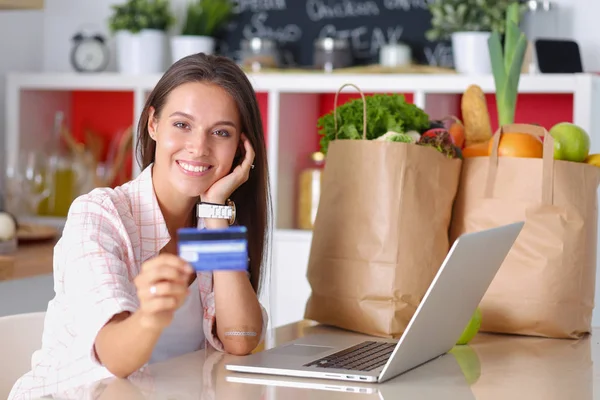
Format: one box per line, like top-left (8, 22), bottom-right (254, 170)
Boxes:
top-left (196, 199), bottom-right (236, 225)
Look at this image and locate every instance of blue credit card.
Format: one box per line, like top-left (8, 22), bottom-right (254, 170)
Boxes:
top-left (177, 226), bottom-right (248, 271)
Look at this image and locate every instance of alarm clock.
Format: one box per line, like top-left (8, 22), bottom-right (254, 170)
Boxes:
top-left (70, 32), bottom-right (109, 73)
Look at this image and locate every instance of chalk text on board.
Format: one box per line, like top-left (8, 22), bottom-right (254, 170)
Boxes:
top-left (382, 0), bottom-right (431, 10)
top-left (424, 42), bottom-right (453, 67)
top-left (319, 24), bottom-right (404, 58)
top-left (306, 0), bottom-right (380, 22)
top-left (243, 11), bottom-right (302, 43)
top-left (232, 0), bottom-right (287, 14)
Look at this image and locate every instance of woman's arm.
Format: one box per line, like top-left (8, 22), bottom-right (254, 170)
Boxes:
top-left (95, 253), bottom-right (193, 377)
top-left (213, 271), bottom-right (263, 355)
top-left (205, 218), bottom-right (264, 355)
top-left (94, 311), bottom-right (162, 378)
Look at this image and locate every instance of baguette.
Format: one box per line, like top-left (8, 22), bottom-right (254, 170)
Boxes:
top-left (461, 85), bottom-right (493, 147)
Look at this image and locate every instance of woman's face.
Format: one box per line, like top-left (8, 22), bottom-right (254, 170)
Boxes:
top-left (148, 81), bottom-right (241, 199)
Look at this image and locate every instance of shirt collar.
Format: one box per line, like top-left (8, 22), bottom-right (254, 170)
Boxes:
top-left (130, 163), bottom-right (171, 263)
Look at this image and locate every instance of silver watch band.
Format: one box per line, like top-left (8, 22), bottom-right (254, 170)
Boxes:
top-left (196, 203), bottom-right (233, 220)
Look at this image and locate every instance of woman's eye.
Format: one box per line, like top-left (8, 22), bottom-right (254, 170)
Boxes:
top-left (213, 129), bottom-right (230, 137)
top-left (174, 122), bottom-right (189, 129)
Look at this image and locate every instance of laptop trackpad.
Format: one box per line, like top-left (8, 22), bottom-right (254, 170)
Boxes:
top-left (271, 344), bottom-right (334, 357)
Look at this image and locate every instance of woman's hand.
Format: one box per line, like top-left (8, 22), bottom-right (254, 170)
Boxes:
top-left (201, 133), bottom-right (255, 205)
top-left (134, 253), bottom-right (194, 331)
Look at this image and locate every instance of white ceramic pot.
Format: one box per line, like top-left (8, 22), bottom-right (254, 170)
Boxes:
top-left (379, 42), bottom-right (412, 67)
top-left (170, 35), bottom-right (216, 63)
top-left (115, 29), bottom-right (167, 74)
top-left (451, 31), bottom-right (492, 75)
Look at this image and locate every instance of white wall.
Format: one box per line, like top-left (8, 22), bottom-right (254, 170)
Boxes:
top-left (552, 0), bottom-right (600, 73)
top-left (41, 0), bottom-right (189, 73)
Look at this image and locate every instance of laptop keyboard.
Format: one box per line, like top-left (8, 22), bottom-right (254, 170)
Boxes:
top-left (303, 341), bottom-right (396, 372)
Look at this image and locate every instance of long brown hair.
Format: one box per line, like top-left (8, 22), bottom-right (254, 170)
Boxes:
top-left (136, 53), bottom-right (272, 296)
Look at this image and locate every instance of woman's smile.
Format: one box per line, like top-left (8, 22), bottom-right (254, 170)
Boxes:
top-left (176, 160), bottom-right (213, 177)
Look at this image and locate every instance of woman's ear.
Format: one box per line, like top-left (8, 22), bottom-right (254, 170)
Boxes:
top-left (147, 106), bottom-right (158, 141)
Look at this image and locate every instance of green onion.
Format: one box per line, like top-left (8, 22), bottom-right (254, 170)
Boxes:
top-left (488, 3), bottom-right (528, 126)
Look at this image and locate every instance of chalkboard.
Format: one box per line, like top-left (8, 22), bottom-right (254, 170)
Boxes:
top-left (216, 0), bottom-right (454, 68)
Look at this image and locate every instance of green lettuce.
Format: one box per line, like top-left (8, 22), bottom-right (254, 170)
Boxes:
top-left (376, 131), bottom-right (415, 143)
top-left (317, 93), bottom-right (430, 154)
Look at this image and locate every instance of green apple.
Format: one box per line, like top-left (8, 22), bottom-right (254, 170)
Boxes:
top-left (449, 345), bottom-right (481, 385)
top-left (549, 122), bottom-right (590, 162)
top-left (456, 307), bottom-right (482, 345)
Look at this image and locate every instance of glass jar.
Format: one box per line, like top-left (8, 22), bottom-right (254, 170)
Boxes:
top-left (313, 37), bottom-right (353, 72)
top-left (36, 111), bottom-right (83, 217)
top-left (297, 152), bottom-right (325, 230)
top-left (240, 37), bottom-right (280, 72)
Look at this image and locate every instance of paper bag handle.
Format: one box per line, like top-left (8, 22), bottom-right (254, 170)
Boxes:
top-left (334, 83), bottom-right (367, 140)
top-left (485, 123), bottom-right (555, 205)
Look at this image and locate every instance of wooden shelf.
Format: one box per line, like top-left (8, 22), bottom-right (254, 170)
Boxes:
top-left (0, 240), bottom-right (55, 282)
top-left (0, 0), bottom-right (43, 9)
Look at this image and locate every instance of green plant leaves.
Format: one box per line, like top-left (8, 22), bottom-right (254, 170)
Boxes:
top-left (426, 0), bottom-right (527, 41)
top-left (108, 0), bottom-right (175, 33)
top-left (182, 0), bottom-right (233, 37)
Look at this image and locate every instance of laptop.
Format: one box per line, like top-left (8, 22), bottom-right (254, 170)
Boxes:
top-left (226, 351), bottom-right (476, 399)
top-left (226, 222), bottom-right (524, 384)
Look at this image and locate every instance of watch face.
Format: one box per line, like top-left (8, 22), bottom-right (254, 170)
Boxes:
top-left (72, 39), bottom-right (108, 72)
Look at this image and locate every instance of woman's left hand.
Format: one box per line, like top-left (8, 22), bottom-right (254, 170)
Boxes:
top-left (201, 133), bottom-right (255, 204)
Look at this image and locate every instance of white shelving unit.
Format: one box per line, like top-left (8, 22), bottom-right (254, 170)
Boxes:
top-left (5, 71), bottom-right (600, 328)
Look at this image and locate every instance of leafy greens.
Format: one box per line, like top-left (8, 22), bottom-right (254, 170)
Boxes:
top-left (317, 93), bottom-right (431, 154)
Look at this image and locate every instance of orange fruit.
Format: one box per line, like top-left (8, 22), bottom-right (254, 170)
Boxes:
top-left (448, 117), bottom-right (465, 149)
top-left (488, 132), bottom-right (543, 158)
top-left (463, 140), bottom-right (490, 157)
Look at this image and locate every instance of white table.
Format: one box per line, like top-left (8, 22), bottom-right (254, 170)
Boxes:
top-left (37, 320), bottom-right (596, 399)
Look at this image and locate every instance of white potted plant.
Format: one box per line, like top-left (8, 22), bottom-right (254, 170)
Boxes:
top-left (426, 0), bottom-right (526, 75)
top-left (109, 0), bottom-right (175, 74)
top-left (171, 0), bottom-right (233, 63)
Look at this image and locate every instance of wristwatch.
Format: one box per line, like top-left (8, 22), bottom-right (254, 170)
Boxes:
top-left (197, 199), bottom-right (236, 225)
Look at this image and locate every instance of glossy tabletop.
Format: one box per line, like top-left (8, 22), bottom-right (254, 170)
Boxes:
top-left (42, 320), bottom-right (596, 399)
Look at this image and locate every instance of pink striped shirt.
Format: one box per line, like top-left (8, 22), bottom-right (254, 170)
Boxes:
top-left (8, 165), bottom-right (268, 399)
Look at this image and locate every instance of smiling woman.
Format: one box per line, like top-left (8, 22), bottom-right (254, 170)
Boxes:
top-left (8, 54), bottom-right (272, 400)
top-left (137, 55), bottom-right (271, 294)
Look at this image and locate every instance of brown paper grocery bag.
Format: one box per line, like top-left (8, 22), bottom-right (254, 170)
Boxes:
top-left (450, 123), bottom-right (600, 339)
top-left (304, 84), bottom-right (462, 338)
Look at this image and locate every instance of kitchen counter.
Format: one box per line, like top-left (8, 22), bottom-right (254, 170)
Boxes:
top-left (37, 320), bottom-right (595, 399)
top-left (0, 240), bottom-right (55, 281)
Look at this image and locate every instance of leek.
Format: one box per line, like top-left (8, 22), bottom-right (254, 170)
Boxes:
top-left (488, 2), bottom-right (528, 126)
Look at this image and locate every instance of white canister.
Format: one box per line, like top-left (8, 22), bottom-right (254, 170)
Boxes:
top-left (115, 29), bottom-right (167, 74)
top-left (379, 43), bottom-right (412, 67)
top-left (170, 35), bottom-right (216, 64)
top-left (451, 31), bottom-right (492, 74)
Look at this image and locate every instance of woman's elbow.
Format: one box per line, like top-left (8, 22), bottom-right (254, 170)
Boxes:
top-left (223, 338), bottom-right (261, 356)
top-left (105, 363), bottom-right (135, 379)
